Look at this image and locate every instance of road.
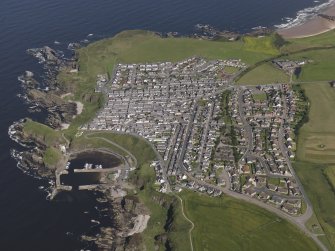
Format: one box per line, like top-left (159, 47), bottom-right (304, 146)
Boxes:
top-left (237, 89), bottom-right (253, 165)
top-left (219, 86), bottom-right (327, 251)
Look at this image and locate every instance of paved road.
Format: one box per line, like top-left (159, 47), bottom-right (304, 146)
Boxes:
top-left (237, 89), bottom-right (253, 164)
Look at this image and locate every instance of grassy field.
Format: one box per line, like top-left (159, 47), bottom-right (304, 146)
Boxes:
top-left (70, 135), bottom-right (128, 157)
top-left (297, 83), bottom-right (335, 163)
top-left (224, 66), bottom-right (240, 74)
top-left (237, 62), bottom-right (289, 85)
top-left (243, 34), bottom-right (282, 55)
top-left (293, 82), bottom-right (335, 249)
top-left (43, 147), bottom-right (62, 167)
top-left (294, 162), bottom-right (335, 249)
top-left (22, 119), bottom-right (66, 146)
top-left (252, 92), bottom-right (267, 101)
top-left (180, 191), bottom-right (320, 251)
top-left (84, 132), bottom-right (156, 166)
top-left (285, 48), bottom-right (335, 82)
top-left (282, 30), bottom-right (335, 52)
top-left (324, 166), bottom-right (335, 189)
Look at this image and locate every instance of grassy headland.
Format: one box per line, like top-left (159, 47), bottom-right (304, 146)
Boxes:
top-left (22, 119), bottom-right (66, 146)
top-left (21, 29), bottom-right (335, 250)
top-left (22, 119), bottom-right (67, 168)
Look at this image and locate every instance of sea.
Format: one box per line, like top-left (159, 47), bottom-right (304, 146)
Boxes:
top-left (0, 0), bottom-right (332, 250)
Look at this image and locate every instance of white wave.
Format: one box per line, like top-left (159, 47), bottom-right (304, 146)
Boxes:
top-left (275, 0), bottom-right (335, 29)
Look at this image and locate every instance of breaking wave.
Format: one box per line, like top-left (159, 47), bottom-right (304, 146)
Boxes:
top-left (275, 0), bottom-right (335, 29)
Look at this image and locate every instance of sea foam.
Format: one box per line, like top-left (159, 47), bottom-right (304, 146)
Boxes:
top-left (275, 0), bottom-right (335, 29)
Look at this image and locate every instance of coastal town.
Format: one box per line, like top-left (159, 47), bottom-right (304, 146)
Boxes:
top-left (82, 57), bottom-right (308, 216)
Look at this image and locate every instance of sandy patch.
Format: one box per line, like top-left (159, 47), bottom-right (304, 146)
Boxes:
top-left (278, 5), bottom-right (335, 38)
top-left (75, 101), bottom-right (84, 115)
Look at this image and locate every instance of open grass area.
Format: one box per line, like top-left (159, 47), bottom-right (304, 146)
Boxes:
top-left (297, 83), bottom-right (335, 163)
top-left (286, 48), bottom-right (335, 82)
top-left (237, 62), bottom-right (289, 85)
top-left (252, 92), bottom-right (267, 101)
top-left (22, 119), bottom-right (66, 146)
top-left (267, 177), bottom-right (280, 186)
top-left (294, 162), bottom-right (334, 249)
top-left (324, 166), bottom-right (335, 189)
top-left (180, 191), bottom-right (320, 251)
top-left (43, 147), bottom-right (62, 168)
top-left (85, 132), bottom-right (156, 166)
top-left (243, 34), bottom-right (282, 55)
top-left (293, 82), bottom-right (335, 250)
top-left (282, 30), bottom-right (335, 52)
top-left (224, 66), bottom-right (240, 74)
top-left (70, 135), bottom-right (128, 157)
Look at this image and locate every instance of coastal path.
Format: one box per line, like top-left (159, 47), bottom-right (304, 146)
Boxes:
top-left (175, 195), bottom-right (194, 251)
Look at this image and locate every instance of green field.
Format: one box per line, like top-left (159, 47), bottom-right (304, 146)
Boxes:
top-left (294, 162), bottom-right (335, 249)
top-left (237, 62), bottom-right (289, 85)
top-left (285, 48), bottom-right (335, 82)
top-left (22, 119), bottom-right (66, 146)
top-left (43, 147), bottom-right (62, 167)
top-left (324, 166), bottom-right (335, 189)
top-left (282, 30), bottom-right (335, 52)
top-left (252, 92), bottom-right (267, 101)
top-left (297, 83), bottom-right (335, 163)
top-left (180, 191), bottom-right (319, 251)
top-left (243, 34), bottom-right (283, 55)
top-left (293, 82), bottom-right (335, 249)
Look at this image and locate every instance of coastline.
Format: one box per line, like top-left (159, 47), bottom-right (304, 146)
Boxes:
top-left (277, 3), bottom-right (335, 39)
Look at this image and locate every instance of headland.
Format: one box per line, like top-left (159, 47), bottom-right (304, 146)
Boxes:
top-left (10, 28), bottom-right (335, 250)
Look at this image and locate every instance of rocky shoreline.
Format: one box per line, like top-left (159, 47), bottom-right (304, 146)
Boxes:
top-left (10, 42), bottom-right (154, 250)
top-left (18, 46), bottom-right (80, 128)
top-left (9, 119), bottom-right (152, 250)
